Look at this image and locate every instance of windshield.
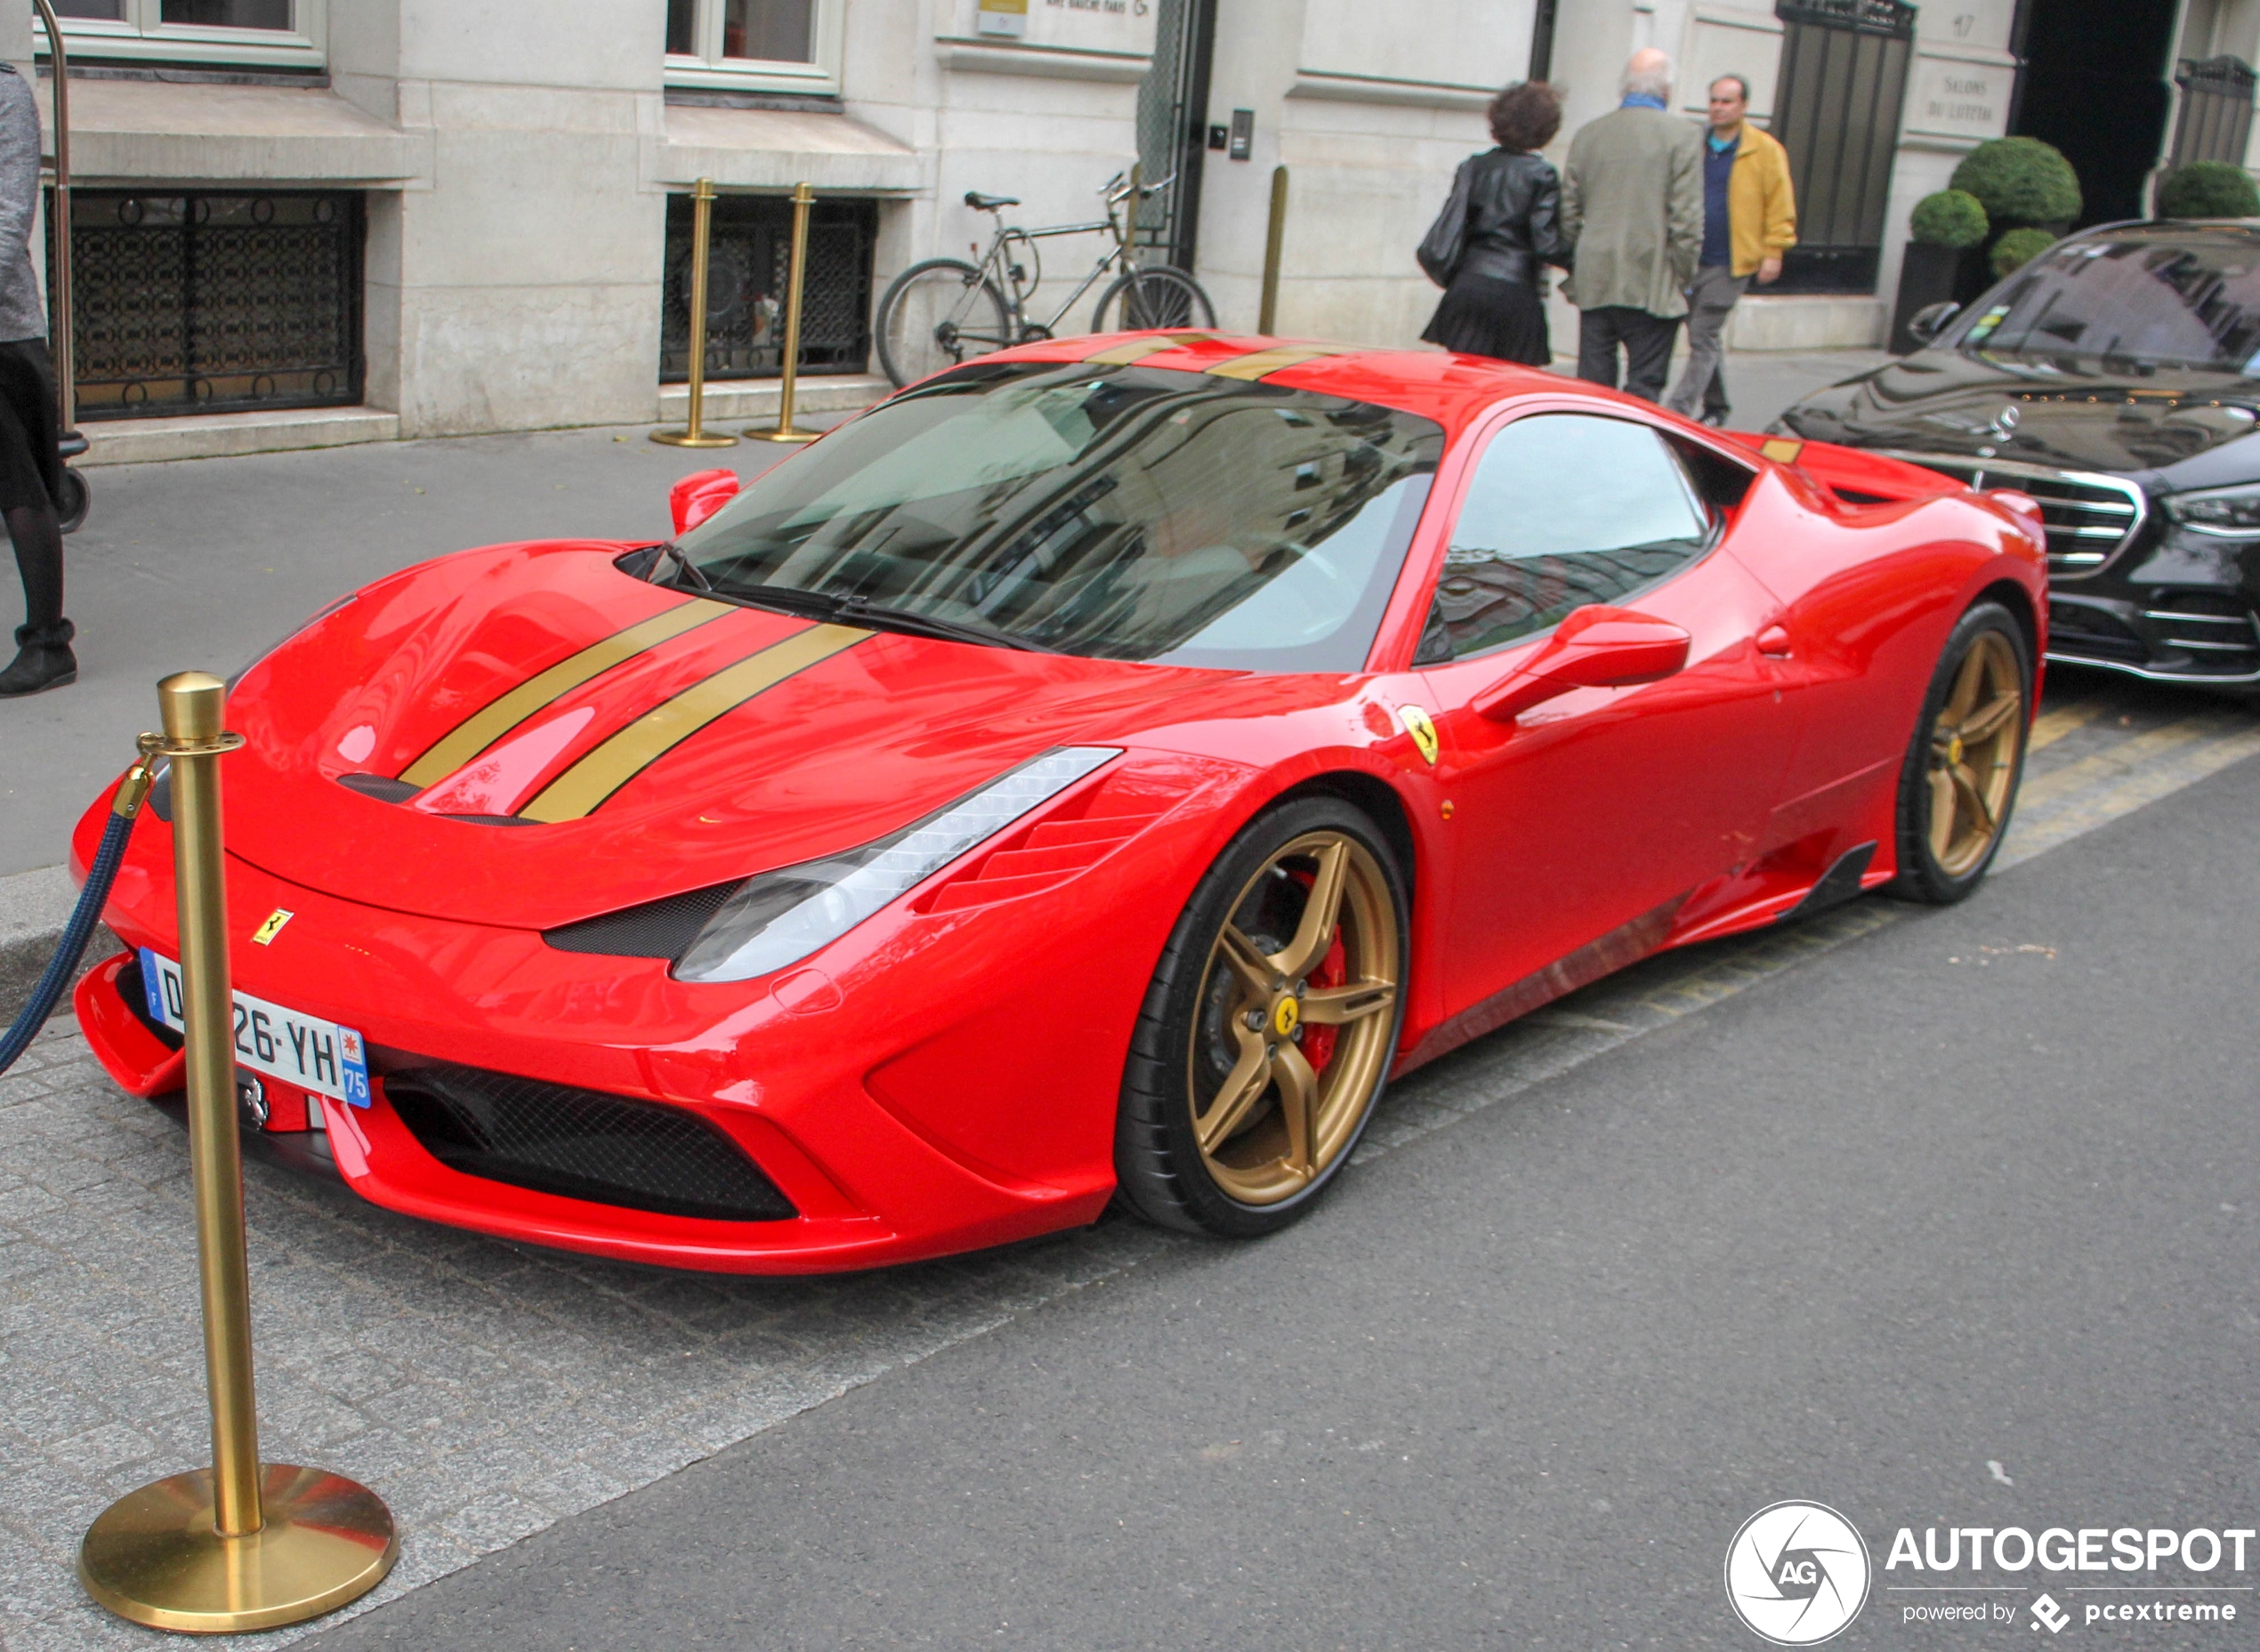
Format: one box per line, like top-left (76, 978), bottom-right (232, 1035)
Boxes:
top-left (671, 360), bottom-right (1444, 672)
top-left (1954, 231), bottom-right (2260, 374)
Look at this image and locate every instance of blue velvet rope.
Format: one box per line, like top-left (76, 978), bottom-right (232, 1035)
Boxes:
top-left (0, 809), bottom-right (135, 1074)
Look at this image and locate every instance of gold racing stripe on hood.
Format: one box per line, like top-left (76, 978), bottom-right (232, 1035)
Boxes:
top-left (1204, 344), bottom-right (1354, 381)
top-left (1081, 333), bottom-right (1218, 364)
top-left (517, 623), bottom-right (869, 822)
top-left (399, 597), bottom-right (735, 788)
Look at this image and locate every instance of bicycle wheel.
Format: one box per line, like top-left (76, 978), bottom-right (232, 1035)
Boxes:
top-left (1094, 264), bottom-right (1216, 333)
top-left (875, 258), bottom-right (1014, 387)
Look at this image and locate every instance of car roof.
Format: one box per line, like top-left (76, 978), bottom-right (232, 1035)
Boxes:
top-left (974, 330), bottom-right (1564, 436)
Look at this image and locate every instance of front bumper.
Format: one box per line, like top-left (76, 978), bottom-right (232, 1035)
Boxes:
top-left (67, 782), bottom-right (1203, 1274)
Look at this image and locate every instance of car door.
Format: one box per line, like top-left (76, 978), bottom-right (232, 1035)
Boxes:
top-left (1387, 409), bottom-right (1804, 1024)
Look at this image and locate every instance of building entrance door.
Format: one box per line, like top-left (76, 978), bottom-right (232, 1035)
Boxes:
top-left (1134, 0), bottom-right (1216, 272)
top-left (2009, 0), bottom-right (2178, 226)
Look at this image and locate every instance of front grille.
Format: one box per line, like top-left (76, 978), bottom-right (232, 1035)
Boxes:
top-left (1885, 452), bottom-right (2145, 577)
top-left (2143, 592), bottom-right (2260, 670)
top-left (382, 1064), bottom-right (796, 1221)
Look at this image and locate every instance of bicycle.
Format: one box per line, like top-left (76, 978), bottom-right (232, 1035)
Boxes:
top-left (874, 171), bottom-right (1217, 388)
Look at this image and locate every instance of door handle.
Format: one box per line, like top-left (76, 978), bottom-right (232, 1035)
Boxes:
top-left (1756, 625), bottom-right (1793, 657)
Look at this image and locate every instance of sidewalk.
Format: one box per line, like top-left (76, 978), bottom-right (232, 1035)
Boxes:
top-left (0, 348), bottom-right (1889, 1012)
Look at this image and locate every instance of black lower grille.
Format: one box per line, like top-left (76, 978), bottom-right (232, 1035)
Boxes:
top-left (382, 1064), bottom-right (796, 1221)
top-left (2047, 602), bottom-right (2148, 662)
top-left (115, 955), bottom-right (184, 1052)
top-left (2143, 592), bottom-right (2260, 671)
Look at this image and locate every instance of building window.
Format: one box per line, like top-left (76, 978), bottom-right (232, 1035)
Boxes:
top-left (666, 0), bottom-right (843, 94)
top-left (43, 0), bottom-right (323, 68)
top-left (660, 192), bottom-right (873, 383)
top-left (55, 189), bottom-right (364, 419)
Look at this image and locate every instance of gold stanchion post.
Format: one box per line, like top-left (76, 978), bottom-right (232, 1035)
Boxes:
top-left (1258, 165), bottom-right (1288, 336)
top-left (78, 673), bottom-right (398, 1635)
top-left (746, 181), bottom-right (819, 443)
top-left (654, 178), bottom-right (737, 449)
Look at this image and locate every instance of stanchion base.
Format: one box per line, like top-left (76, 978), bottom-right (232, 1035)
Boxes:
top-left (744, 426), bottom-right (819, 443)
top-left (80, 1464), bottom-right (399, 1634)
top-left (650, 428), bottom-right (738, 447)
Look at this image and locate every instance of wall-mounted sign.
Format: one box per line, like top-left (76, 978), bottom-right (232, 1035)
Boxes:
top-left (1903, 48), bottom-right (2015, 141)
top-left (1229, 108), bottom-right (1253, 161)
top-left (977, 0), bottom-right (1028, 37)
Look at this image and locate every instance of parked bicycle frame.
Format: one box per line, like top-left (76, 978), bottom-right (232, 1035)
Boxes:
top-left (875, 171), bottom-right (1218, 388)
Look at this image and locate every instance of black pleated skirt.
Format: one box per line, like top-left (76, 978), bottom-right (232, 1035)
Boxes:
top-left (1421, 273), bottom-right (1551, 367)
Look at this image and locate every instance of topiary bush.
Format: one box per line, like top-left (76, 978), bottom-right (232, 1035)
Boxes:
top-left (1909, 189), bottom-right (1990, 247)
top-left (2157, 160), bottom-right (2260, 220)
top-left (1951, 137), bottom-right (2082, 227)
top-left (1990, 226), bottom-right (2058, 278)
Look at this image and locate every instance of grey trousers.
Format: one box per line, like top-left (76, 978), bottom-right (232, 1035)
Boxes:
top-left (1665, 265), bottom-right (1747, 419)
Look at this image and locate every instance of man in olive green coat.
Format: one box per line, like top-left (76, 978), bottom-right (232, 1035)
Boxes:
top-left (1561, 48), bottom-right (1705, 402)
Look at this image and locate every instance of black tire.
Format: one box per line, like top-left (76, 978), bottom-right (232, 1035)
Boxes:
top-left (1115, 795), bottom-right (1409, 1239)
top-left (874, 257), bottom-right (1013, 388)
top-left (54, 466), bottom-right (88, 535)
top-left (1094, 264), bottom-right (1216, 333)
top-left (1888, 600), bottom-right (2033, 904)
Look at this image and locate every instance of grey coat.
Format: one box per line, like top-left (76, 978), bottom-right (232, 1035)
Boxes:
top-left (0, 65), bottom-right (44, 345)
top-left (1560, 105), bottom-right (1704, 319)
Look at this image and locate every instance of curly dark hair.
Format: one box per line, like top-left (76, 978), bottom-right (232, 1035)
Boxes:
top-left (1489, 81), bottom-right (1562, 152)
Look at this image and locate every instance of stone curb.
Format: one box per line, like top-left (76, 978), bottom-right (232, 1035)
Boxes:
top-left (0, 862), bottom-right (114, 1026)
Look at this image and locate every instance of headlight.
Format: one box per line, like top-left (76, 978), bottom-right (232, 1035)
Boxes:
top-left (674, 746), bottom-right (1120, 983)
top-left (2162, 483), bottom-right (2260, 536)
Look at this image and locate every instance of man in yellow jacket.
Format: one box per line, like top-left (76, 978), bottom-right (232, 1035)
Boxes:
top-left (1665, 74), bottom-right (1796, 425)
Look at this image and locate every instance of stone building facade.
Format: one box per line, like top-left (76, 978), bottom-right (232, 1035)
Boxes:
top-left (7, 0), bottom-right (2256, 462)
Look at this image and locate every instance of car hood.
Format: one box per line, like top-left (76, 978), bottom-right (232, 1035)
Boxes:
top-left (221, 542), bottom-right (1278, 931)
top-left (1779, 350), bottom-right (2260, 475)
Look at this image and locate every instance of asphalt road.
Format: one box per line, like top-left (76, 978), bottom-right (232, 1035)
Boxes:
top-left (295, 729), bottom-right (2260, 1649)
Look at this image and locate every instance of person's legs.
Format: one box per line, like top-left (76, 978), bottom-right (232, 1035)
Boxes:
top-left (1620, 310), bottom-right (1680, 403)
top-left (1665, 267), bottom-right (1744, 416)
top-left (1577, 306), bottom-right (1626, 388)
top-left (0, 495), bottom-right (72, 696)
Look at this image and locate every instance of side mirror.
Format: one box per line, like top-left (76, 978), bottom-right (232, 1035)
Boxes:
top-left (1907, 301), bottom-right (1960, 348)
top-left (1473, 605), bottom-right (1692, 723)
top-left (669, 468), bottom-right (740, 536)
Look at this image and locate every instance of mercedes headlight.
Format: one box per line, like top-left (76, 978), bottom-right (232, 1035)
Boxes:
top-left (2162, 483), bottom-right (2260, 536)
top-left (674, 746), bottom-right (1120, 984)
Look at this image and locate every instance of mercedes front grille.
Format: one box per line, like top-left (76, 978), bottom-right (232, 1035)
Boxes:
top-left (1884, 452), bottom-right (2145, 578)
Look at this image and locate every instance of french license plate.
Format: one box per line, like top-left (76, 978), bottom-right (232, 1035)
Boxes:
top-left (138, 949), bottom-right (371, 1108)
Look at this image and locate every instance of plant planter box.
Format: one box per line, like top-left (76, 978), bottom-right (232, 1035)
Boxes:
top-left (1889, 241), bottom-right (1982, 353)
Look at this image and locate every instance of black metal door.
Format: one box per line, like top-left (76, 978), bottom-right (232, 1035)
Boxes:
top-left (1133, 0), bottom-right (1215, 270)
top-left (661, 192), bottom-right (875, 381)
top-left (1768, 0), bottom-right (1915, 294)
top-left (57, 190), bottom-right (363, 419)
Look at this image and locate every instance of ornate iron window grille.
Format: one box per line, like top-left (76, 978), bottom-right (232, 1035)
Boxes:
top-left (2170, 55), bottom-right (2258, 172)
top-left (660, 190), bottom-right (875, 381)
top-left (1768, 0), bottom-right (1917, 294)
top-left (51, 189), bottom-right (364, 420)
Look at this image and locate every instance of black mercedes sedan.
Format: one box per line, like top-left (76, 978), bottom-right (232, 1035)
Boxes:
top-left (1777, 221), bottom-right (2260, 691)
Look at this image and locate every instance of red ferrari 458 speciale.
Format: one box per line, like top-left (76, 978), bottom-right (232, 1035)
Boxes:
top-left (73, 332), bottom-right (2046, 1273)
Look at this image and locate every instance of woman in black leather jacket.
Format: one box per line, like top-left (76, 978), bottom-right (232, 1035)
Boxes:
top-left (1417, 81), bottom-right (1570, 367)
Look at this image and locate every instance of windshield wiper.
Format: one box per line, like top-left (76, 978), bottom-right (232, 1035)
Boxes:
top-left (649, 543), bottom-right (714, 592)
top-left (701, 581), bottom-right (1044, 652)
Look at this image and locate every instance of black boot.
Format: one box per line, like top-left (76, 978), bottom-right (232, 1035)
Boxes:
top-left (0, 619), bottom-right (76, 697)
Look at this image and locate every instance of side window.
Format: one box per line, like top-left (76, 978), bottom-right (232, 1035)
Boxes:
top-left (1427, 414), bottom-right (1712, 660)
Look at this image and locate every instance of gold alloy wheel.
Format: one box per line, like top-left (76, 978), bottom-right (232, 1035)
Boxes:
top-left (1926, 630), bottom-right (2024, 877)
top-left (1188, 830), bottom-right (1400, 1205)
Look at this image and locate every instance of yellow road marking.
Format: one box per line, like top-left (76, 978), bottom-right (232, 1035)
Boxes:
top-left (400, 599), bottom-right (734, 787)
top-left (517, 624), bottom-right (868, 822)
top-left (2028, 699), bottom-right (2105, 752)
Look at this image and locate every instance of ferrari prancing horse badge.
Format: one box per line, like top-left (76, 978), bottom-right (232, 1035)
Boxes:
top-left (1397, 705), bottom-right (1439, 766)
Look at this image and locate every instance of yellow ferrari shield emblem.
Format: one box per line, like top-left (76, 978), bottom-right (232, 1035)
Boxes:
top-left (251, 908), bottom-right (295, 947)
top-left (1272, 997), bottom-right (1301, 1037)
top-left (1397, 705), bottom-right (1439, 766)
